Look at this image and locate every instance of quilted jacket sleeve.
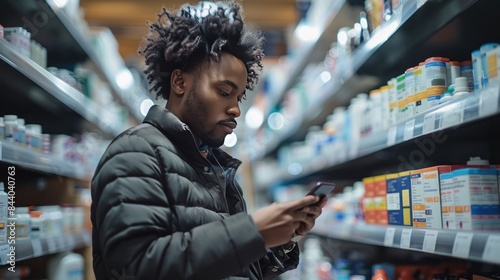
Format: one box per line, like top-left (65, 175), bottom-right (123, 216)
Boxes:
top-left (91, 134), bottom-right (267, 280)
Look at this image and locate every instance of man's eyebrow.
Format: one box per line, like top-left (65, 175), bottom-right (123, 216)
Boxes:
top-left (221, 80), bottom-right (246, 95)
top-left (221, 79), bottom-right (238, 89)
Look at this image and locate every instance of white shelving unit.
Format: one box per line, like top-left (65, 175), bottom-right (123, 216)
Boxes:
top-left (0, 230), bottom-right (92, 265)
top-left (250, 0), bottom-right (500, 270)
top-left (312, 223), bottom-right (500, 265)
top-left (0, 39), bottom-right (125, 138)
top-left (0, 140), bottom-right (89, 180)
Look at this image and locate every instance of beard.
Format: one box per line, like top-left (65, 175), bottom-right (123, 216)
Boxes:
top-left (185, 84), bottom-right (226, 148)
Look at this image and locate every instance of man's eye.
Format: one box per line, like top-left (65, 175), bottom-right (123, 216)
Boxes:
top-left (219, 89), bottom-right (230, 96)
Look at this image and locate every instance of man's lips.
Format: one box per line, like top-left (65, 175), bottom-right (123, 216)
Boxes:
top-left (219, 120), bottom-right (237, 130)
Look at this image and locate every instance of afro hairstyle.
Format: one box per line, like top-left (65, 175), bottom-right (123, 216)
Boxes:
top-left (139, 0), bottom-right (265, 100)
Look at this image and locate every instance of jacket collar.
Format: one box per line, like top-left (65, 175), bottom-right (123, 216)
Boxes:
top-left (143, 105), bottom-right (241, 170)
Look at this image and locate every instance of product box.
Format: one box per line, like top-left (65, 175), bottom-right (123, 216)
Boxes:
top-left (386, 173), bottom-right (402, 225)
top-left (440, 172), bottom-right (457, 229)
top-left (482, 43), bottom-right (500, 86)
top-left (410, 166), bottom-right (453, 229)
top-left (373, 175), bottom-right (388, 225)
top-left (453, 168), bottom-right (500, 230)
top-left (362, 177), bottom-right (376, 224)
top-left (399, 171), bottom-right (412, 226)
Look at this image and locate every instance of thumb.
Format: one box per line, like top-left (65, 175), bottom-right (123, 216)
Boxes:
top-left (284, 195), bottom-right (319, 211)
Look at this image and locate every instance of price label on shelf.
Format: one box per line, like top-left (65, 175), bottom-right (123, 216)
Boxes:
top-left (423, 113), bottom-right (437, 134)
top-left (422, 230), bottom-right (438, 252)
top-left (441, 102), bottom-right (464, 129)
top-left (387, 126), bottom-right (397, 146)
top-left (31, 239), bottom-right (43, 257)
top-left (403, 119), bottom-right (415, 141)
top-left (384, 227), bottom-right (396, 246)
top-left (479, 85), bottom-right (500, 117)
top-left (482, 235), bottom-right (500, 263)
top-left (452, 232), bottom-right (474, 258)
top-left (400, 229), bottom-right (412, 249)
top-left (46, 237), bottom-right (57, 253)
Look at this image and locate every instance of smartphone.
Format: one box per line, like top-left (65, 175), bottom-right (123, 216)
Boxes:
top-left (306, 181), bottom-right (335, 200)
top-left (290, 182), bottom-right (335, 242)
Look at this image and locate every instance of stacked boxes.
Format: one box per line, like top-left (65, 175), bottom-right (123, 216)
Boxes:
top-left (359, 162), bottom-right (500, 231)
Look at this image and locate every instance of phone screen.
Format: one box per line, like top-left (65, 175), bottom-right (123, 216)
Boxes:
top-left (306, 182), bottom-right (335, 199)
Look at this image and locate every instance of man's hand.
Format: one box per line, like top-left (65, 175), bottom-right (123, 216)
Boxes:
top-left (250, 195), bottom-right (323, 248)
top-left (295, 196), bottom-right (327, 236)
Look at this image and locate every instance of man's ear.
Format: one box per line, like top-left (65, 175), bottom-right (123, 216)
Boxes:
top-left (170, 69), bottom-right (185, 96)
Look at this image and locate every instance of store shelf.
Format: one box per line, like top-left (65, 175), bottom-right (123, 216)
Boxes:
top-left (44, 0), bottom-right (145, 123)
top-left (0, 39), bottom-right (125, 138)
top-left (1, 0), bottom-right (144, 123)
top-left (0, 230), bottom-right (91, 265)
top-left (263, 0), bottom-right (362, 114)
top-left (249, 0), bottom-right (500, 162)
top-left (255, 84), bottom-right (500, 188)
top-left (249, 74), bottom-right (380, 161)
top-left (0, 140), bottom-right (89, 180)
top-left (312, 223), bottom-right (500, 265)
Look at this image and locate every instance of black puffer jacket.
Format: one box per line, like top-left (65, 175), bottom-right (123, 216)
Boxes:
top-left (91, 105), bottom-right (299, 280)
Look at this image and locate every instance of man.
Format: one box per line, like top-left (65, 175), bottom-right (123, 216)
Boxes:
top-left (90, 1), bottom-right (327, 279)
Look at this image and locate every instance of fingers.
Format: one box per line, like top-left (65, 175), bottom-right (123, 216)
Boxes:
top-left (284, 195), bottom-right (319, 210)
top-left (301, 205), bottom-right (323, 218)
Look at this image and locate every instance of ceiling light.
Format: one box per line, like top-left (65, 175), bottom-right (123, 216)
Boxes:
top-left (294, 22), bottom-right (319, 42)
top-left (268, 112), bottom-right (285, 130)
top-left (140, 99), bottom-right (154, 116)
top-left (224, 132), bottom-right (237, 148)
top-left (245, 106), bottom-right (264, 129)
top-left (116, 68), bottom-right (134, 90)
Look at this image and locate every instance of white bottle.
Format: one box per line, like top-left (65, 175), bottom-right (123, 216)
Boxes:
top-left (15, 207), bottom-right (31, 240)
top-left (16, 118), bottom-right (26, 146)
top-left (29, 210), bottom-right (45, 238)
top-left (48, 251), bottom-right (84, 280)
top-left (0, 182), bottom-right (7, 244)
top-left (453, 77), bottom-right (470, 97)
top-left (3, 115), bottom-right (17, 142)
top-left (467, 156), bottom-right (490, 165)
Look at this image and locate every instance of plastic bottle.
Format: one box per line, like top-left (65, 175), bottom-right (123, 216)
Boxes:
top-left (29, 210), bottom-right (45, 238)
top-left (453, 77), bottom-right (470, 97)
top-left (61, 204), bottom-right (74, 233)
top-left (48, 251), bottom-right (84, 280)
top-left (460, 60), bottom-right (474, 92)
top-left (467, 156), bottom-right (489, 165)
top-left (450, 61), bottom-right (461, 86)
top-left (15, 207), bottom-right (31, 239)
top-left (26, 124), bottom-right (42, 151)
top-left (3, 115), bottom-right (18, 142)
top-left (0, 182), bottom-right (7, 244)
top-left (16, 118), bottom-right (26, 146)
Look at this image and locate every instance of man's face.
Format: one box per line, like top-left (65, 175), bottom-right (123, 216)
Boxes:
top-left (181, 52), bottom-right (247, 148)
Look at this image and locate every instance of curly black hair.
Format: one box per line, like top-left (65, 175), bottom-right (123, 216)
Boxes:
top-left (139, 0), bottom-right (265, 100)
